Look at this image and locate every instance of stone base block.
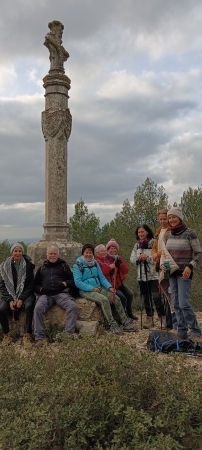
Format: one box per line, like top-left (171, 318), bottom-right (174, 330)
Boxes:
top-left (27, 239), bottom-right (82, 269)
top-left (76, 320), bottom-right (99, 335)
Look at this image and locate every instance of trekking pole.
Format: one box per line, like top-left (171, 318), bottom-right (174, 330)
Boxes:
top-left (159, 285), bottom-right (164, 330)
top-left (139, 262), bottom-right (143, 330)
top-left (144, 261), bottom-right (154, 327)
top-left (112, 266), bottom-right (118, 304)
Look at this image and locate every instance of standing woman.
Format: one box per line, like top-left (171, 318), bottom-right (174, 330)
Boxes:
top-left (0, 243), bottom-right (35, 347)
top-left (161, 207), bottom-right (202, 342)
top-left (130, 224), bottom-right (165, 328)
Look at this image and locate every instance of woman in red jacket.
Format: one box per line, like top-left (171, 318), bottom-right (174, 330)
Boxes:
top-left (95, 239), bottom-right (138, 321)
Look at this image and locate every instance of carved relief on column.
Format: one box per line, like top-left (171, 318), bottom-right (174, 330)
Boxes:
top-left (42, 108), bottom-right (72, 141)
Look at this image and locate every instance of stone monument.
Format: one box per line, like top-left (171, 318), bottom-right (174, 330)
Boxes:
top-left (27, 21), bottom-right (82, 267)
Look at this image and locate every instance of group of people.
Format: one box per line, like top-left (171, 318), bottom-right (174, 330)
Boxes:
top-left (0, 206), bottom-right (201, 346)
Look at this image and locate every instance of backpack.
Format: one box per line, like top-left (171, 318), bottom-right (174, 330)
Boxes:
top-left (147, 330), bottom-right (195, 353)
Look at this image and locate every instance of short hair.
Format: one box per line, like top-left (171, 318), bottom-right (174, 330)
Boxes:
top-left (135, 224), bottom-right (154, 241)
top-left (47, 245), bottom-right (59, 256)
top-left (157, 209), bottom-right (168, 216)
top-left (94, 244), bottom-right (106, 255)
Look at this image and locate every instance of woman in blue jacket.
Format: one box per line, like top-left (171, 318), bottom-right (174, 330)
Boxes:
top-left (73, 244), bottom-right (136, 335)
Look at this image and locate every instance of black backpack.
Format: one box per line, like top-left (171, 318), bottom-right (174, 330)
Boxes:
top-left (147, 330), bottom-right (195, 353)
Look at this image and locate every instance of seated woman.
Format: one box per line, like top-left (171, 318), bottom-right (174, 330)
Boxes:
top-left (104, 239), bottom-right (138, 320)
top-left (130, 225), bottom-right (165, 329)
top-left (73, 243), bottom-right (136, 335)
top-left (0, 243), bottom-right (36, 347)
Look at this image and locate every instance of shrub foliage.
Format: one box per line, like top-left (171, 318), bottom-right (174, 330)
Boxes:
top-left (0, 335), bottom-right (202, 449)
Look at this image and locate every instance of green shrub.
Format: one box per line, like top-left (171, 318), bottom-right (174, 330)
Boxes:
top-left (0, 336), bottom-right (202, 449)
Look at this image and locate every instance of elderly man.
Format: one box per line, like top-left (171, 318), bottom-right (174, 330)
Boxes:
top-left (152, 209), bottom-right (177, 330)
top-left (34, 246), bottom-right (77, 346)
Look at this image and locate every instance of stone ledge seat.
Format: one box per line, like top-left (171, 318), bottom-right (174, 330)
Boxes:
top-left (6, 297), bottom-right (104, 338)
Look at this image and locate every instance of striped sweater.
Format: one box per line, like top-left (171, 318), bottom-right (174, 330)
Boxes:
top-left (165, 228), bottom-right (202, 269)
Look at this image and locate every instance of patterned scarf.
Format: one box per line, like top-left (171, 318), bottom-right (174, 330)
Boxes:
top-left (0, 257), bottom-right (27, 301)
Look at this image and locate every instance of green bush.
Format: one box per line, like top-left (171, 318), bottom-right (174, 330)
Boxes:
top-left (0, 336), bottom-right (202, 449)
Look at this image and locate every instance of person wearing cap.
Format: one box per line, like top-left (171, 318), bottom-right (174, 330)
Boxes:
top-left (0, 243), bottom-right (36, 347)
top-left (34, 245), bottom-right (78, 346)
top-left (160, 206), bottom-right (202, 343)
top-left (104, 239), bottom-right (138, 321)
top-left (73, 244), bottom-right (136, 335)
top-left (152, 209), bottom-right (177, 330)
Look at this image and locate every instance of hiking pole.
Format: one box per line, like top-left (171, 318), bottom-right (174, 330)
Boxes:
top-left (139, 262), bottom-right (143, 330)
top-left (144, 261), bottom-right (154, 327)
top-left (112, 266), bottom-right (118, 304)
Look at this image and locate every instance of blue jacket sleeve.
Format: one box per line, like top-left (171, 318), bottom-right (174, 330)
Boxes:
top-left (97, 264), bottom-right (112, 290)
top-left (72, 263), bottom-right (94, 292)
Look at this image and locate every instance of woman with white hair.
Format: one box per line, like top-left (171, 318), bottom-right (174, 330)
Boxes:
top-left (0, 243), bottom-right (35, 347)
top-left (161, 207), bottom-right (202, 342)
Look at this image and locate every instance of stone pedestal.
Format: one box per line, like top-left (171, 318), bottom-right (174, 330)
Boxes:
top-left (28, 239), bottom-right (81, 269)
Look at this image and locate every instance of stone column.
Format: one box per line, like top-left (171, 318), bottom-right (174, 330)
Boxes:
top-left (27, 21), bottom-right (82, 267)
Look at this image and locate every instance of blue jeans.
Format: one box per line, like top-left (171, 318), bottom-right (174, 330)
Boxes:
top-left (169, 276), bottom-right (201, 338)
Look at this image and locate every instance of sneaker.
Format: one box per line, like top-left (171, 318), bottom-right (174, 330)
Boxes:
top-left (143, 316), bottom-right (153, 329)
top-left (23, 334), bottom-right (32, 349)
top-left (109, 324), bottom-right (123, 336)
top-left (123, 320), bottom-right (137, 332)
top-left (2, 334), bottom-right (12, 346)
top-left (35, 339), bottom-right (46, 347)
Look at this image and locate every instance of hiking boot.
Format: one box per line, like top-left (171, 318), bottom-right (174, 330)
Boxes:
top-left (143, 316), bottom-right (153, 329)
top-left (123, 319), bottom-right (138, 332)
top-left (131, 314), bottom-right (138, 321)
top-left (35, 339), bottom-right (46, 347)
top-left (190, 335), bottom-right (201, 343)
top-left (2, 334), bottom-right (12, 347)
top-left (109, 324), bottom-right (123, 336)
top-left (23, 333), bottom-right (32, 349)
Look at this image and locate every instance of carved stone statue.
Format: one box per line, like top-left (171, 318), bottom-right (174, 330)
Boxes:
top-left (44, 20), bottom-right (69, 74)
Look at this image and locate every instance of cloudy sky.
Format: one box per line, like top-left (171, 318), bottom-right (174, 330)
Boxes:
top-left (0, 0), bottom-right (202, 240)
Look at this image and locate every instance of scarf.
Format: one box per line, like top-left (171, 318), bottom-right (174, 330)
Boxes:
top-left (138, 238), bottom-right (150, 249)
top-left (170, 222), bottom-right (187, 235)
top-left (0, 256), bottom-right (27, 302)
top-left (80, 256), bottom-right (96, 267)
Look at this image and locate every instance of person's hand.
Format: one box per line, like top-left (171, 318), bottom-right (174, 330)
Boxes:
top-left (160, 264), bottom-right (166, 273)
top-left (153, 253), bottom-right (159, 262)
top-left (139, 254), bottom-right (147, 261)
top-left (109, 287), bottom-right (116, 293)
top-left (62, 282), bottom-right (67, 287)
top-left (17, 299), bottom-right (23, 308)
top-left (182, 266), bottom-right (191, 279)
top-left (9, 301), bottom-right (15, 311)
top-left (93, 288), bottom-right (101, 292)
top-left (109, 263), bottom-right (115, 269)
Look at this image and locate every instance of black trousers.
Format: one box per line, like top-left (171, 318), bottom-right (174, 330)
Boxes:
top-left (0, 295), bottom-right (35, 334)
top-left (139, 280), bottom-right (165, 317)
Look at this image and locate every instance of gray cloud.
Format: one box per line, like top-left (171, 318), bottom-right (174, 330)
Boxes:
top-left (0, 0), bottom-right (202, 239)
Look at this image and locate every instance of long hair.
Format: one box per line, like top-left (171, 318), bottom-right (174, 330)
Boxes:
top-left (135, 224), bottom-right (154, 241)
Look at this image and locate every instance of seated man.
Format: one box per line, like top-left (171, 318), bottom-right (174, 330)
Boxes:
top-left (34, 245), bottom-right (78, 346)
